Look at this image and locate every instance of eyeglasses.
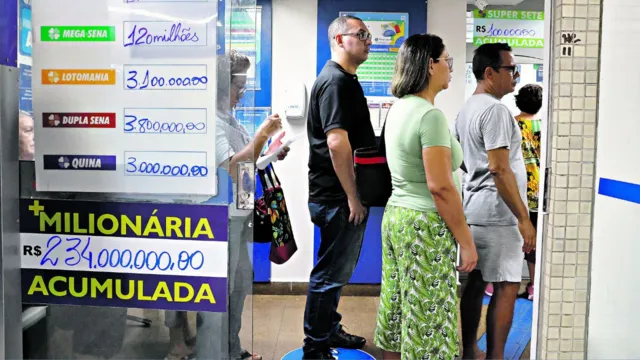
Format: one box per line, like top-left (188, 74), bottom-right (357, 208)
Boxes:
top-left (232, 82), bottom-right (246, 96)
top-left (435, 57), bottom-right (454, 70)
top-left (339, 31), bottom-right (372, 42)
top-left (499, 65), bottom-right (519, 76)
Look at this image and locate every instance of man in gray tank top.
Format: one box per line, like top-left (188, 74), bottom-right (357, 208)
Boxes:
top-left (454, 43), bottom-right (536, 360)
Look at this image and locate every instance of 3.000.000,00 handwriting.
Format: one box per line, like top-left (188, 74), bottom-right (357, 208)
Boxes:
top-left (126, 156), bottom-right (208, 177)
top-left (38, 236), bottom-right (204, 272)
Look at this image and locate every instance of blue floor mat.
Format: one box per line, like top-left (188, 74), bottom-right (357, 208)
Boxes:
top-left (282, 348), bottom-right (375, 360)
top-left (477, 296), bottom-right (533, 360)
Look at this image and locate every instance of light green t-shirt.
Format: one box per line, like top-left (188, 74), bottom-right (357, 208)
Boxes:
top-left (385, 95), bottom-right (463, 213)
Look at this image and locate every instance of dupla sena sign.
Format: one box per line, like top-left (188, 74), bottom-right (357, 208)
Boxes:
top-left (473, 10), bottom-right (544, 49)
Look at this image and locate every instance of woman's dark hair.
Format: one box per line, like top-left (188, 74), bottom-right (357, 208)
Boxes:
top-left (515, 84), bottom-right (543, 115)
top-left (391, 34), bottom-right (445, 98)
top-left (217, 50), bottom-right (251, 110)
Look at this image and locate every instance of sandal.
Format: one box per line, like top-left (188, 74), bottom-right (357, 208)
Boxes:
top-left (164, 343), bottom-right (195, 360)
top-left (239, 350), bottom-right (262, 360)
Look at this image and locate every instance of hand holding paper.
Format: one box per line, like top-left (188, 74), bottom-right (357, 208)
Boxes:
top-left (265, 132), bottom-right (290, 161)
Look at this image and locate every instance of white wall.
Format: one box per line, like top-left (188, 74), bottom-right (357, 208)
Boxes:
top-left (270, 0), bottom-right (318, 282)
top-left (428, 0), bottom-right (467, 126)
top-left (269, 0), bottom-right (468, 282)
top-left (587, 0), bottom-right (640, 358)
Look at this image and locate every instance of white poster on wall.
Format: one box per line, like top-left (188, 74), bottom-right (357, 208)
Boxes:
top-left (465, 63), bottom-right (543, 116)
top-left (31, 0), bottom-right (218, 195)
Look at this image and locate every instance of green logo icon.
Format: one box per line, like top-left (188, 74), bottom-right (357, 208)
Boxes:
top-left (48, 28), bottom-right (60, 40)
top-left (41, 26), bottom-right (116, 42)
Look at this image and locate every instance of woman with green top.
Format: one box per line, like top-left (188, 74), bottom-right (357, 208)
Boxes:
top-left (373, 33), bottom-right (478, 360)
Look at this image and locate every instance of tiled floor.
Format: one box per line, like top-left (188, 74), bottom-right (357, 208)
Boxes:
top-left (26, 293), bottom-right (531, 359)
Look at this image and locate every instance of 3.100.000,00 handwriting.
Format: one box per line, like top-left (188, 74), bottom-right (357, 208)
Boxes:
top-left (36, 236), bottom-right (204, 272)
top-left (126, 70), bottom-right (207, 90)
top-left (123, 65), bottom-right (208, 90)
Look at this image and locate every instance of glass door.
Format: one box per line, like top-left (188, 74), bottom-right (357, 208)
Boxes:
top-left (19, 1), bottom-right (258, 359)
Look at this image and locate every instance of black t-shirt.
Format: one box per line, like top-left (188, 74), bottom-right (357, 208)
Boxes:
top-left (307, 61), bottom-right (376, 203)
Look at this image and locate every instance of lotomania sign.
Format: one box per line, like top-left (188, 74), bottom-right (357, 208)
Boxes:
top-left (473, 10), bottom-right (545, 49)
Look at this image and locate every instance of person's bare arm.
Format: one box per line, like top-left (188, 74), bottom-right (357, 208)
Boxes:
top-left (488, 148), bottom-right (536, 252)
top-left (487, 149), bottom-right (529, 222)
top-left (228, 132), bottom-right (269, 180)
top-left (224, 114), bottom-right (282, 182)
top-left (424, 147), bottom-right (476, 272)
top-left (481, 104), bottom-right (536, 252)
top-left (327, 128), bottom-right (366, 224)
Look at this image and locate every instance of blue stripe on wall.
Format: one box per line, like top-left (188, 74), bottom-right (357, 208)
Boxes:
top-left (598, 178), bottom-right (640, 204)
top-left (314, 0), bottom-right (427, 285)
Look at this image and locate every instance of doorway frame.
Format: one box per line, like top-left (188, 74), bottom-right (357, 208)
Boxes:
top-left (529, 0), bottom-right (555, 357)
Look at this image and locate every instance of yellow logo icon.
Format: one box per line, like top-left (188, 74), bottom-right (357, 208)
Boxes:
top-left (47, 71), bottom-right (60, 84)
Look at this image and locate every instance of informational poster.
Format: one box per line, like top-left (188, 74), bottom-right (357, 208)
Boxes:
top-left (32, 1), bottom-right (218, 195)
top-left (340, 11), bottom-right (408, 98)
top-left (19, 0), bottom-right (32, 58)
top-left (473, 9), bottom-right (544, 49)
top-left (228, 6), bottom-right (262, 90)
top-left (19, 64), bottom-right (32, 115)
top-left (18, 0), bottom-right (35, 162)
top-left (20, 199), bottom-right (228, 312)
top-left (234, 107), bottom-right (270, 137)
top-left (535, 64), bottom-right (544, 83)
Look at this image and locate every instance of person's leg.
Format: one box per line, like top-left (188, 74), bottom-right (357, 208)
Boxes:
top-left (527, 260), bottom-right (536, 285)
top-left (196, 217), bottom-right (245, 360)
top-left (229, 219), bottom-right (259, 359)
top-left (461, 269), bottom-right (487, 360)
top-left (303, 202), bottom-right (367, 355)
top-left (196, 312), bottom-right (228, 359)
top-left (374, 206), bottom-right (402, 359)
top-left (165, 311), bottom-right (194, 360)
top-left (399, 210), bottom-right (460, 360)
top-left (527, 211), bottom-right (538, 298)
top-left (486, 281), bottom-right (520, 359)
top-left (485, 225), bottom-right (525, 359)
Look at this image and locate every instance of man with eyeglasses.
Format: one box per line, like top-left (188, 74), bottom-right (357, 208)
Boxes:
top-left (454, 42), bottom-right (536, 360)
top-left (303, 14), bottom-right (375, 360)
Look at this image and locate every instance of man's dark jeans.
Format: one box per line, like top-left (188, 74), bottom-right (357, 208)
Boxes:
top-left (303, 201), bottom-right (368, 352)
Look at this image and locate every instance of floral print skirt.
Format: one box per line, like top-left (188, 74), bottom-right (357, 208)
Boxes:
top-left (374, 205), bottom-right (459, 360)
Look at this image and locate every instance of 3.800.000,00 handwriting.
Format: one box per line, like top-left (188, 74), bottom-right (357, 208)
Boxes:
top-left (33, 236), bottom-right (204, 272)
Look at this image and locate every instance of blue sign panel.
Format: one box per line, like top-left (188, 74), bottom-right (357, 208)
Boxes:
top-left (0, 0), bottom-right (18, 66)
top-left (535, 64), bottom-right (544, 83)
top-left (234, 107), bottom-right (270, 137)
top-left (19, 0), bottom-right (32, 57)
top-left (20, 64), bottom-right (32, 115)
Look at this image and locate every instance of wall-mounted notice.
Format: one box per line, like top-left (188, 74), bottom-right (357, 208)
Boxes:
top-left (19, 0), bottom-right (32, 58)
top-left (465, 62), bottom-right (543, 115)
top-left (339, 11), bottom-right (408, 98)
top-left (32, 0), bottom-right (218, 195)
top-left (20, 199), bottom-right (229, 312)
top-left (473, 9), bottom-right (544, 49)
top-left (234, 107), bottom-right (270, 137)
